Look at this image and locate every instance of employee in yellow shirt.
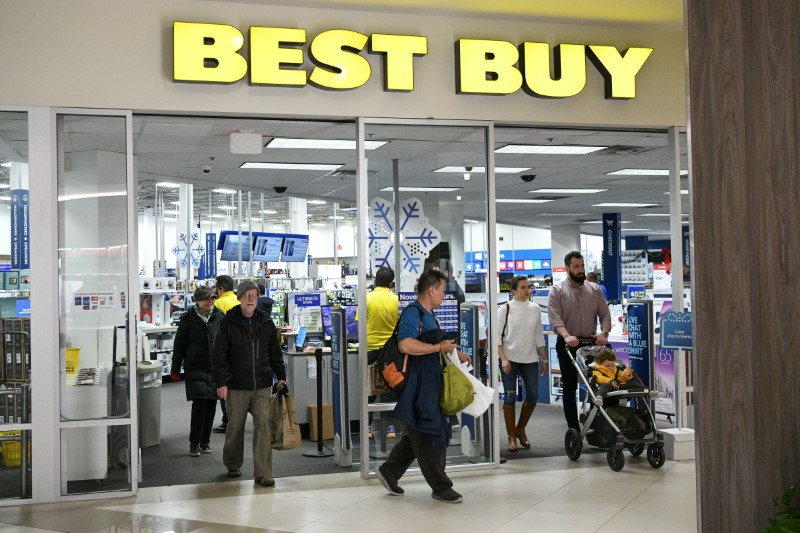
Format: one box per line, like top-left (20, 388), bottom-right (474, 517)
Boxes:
top-left (212, 274), bottom-right (240, 433)
top-left (361, 267), bottom-right (399, 364)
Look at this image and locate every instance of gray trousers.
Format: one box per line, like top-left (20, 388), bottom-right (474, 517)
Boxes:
top-left (223, 388), bottom-right (273, 478)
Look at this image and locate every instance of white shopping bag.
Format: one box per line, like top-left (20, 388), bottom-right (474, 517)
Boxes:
top-left (447, 349), bottom-right (495, 417)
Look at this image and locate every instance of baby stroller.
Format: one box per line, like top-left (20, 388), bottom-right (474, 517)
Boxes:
top-left (563, 344), bottom-right (665, 471)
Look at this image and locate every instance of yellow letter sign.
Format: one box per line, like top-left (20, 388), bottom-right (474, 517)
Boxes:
top-left (173, 22), bottom-right (247, 83)
top-left (456, 39), bottom-right (523, 95)
top-left (586, 45), bottom-right (653, 99)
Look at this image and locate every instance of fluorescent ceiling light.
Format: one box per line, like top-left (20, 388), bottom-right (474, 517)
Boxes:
top-left (0, 184), bottom-right (10, 189)
top-left (311, 222), bottom-right (327, 227)
top-left (434, 166), bottom-right (529, 174)
top-left (329, 216), bottom-right (345, 220)
top-left (664, 190), bottom-right (689, 195)
top-left (210, 214), bottom-right (226, 219)
top-left (308, 199), bottom-right (327, 205)
top-left (156, 182), bottom-right (180, 188)
top-left (266, 138), bottom-right (387, 150)
top-left (163, 210), bottom-right (180, 216)
top-left (380, 186), bottom-right (462, 192)
top-left (0, 162), bottom-right (10, 167)
top-left (496, 145), bottom-right (606, 155)
top-left (607, 169), bottom-right (689, 176)
top-left (338, 207), bottom-right (357, 212)
top-left (465, 219), bottom-right (480, 223)
top-left (529, 188), bottom-right (607, 194)
top-left (584, 220), bottom-right (632, 224)
top-left (0, 195), bottom-right (10, 201)
top-left (262, 209), bottom-right (278, 214)
top-left (496, 199), bottom-right (553, 204)
top-left (539, 212), bottom-right (591, 217)
top-left (622, 228), bottom-right (654, 232)
top-left (281, 219), bottom-right (292, 224)
top-left (592, 203), bottom-right (659, 207)
top-left (637, 213), bottom-right (689, 217)
top-left (213, 188), bottom-right (237, 194)
top-left (249, 218), bottom-right (263, 222)
top-left (170, 201), bottom-right (181, 206)
top-left (240, 162), bottom-right (342, 171)
top-left (58, 190), bottom-right (127, 202)
top-left (217, 205), bottom-right (236, 210)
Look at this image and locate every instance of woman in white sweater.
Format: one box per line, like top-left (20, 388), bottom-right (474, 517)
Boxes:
top-left (498, 275), bottom-right (548, 452)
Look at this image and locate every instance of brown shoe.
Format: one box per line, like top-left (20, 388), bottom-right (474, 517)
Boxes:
top-left (503, 404), bottom-right (518, 452)
top-left (227, 468), bottom-right (241, 478)
top-left (516, 401), bottom-right (536, 449)
top-left (255, 476), bottom-right (275, 487)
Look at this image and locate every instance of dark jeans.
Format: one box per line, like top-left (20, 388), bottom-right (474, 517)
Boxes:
top-left (556, 337), bottom-right (582, 431)
top-left (380, 422), bottom-right (453, 495)
top-left (190, 398), bottom-right (217, 446)
top-left (499, 359), bottom-right (540, 405)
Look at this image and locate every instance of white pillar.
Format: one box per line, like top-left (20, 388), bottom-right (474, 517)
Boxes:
top-left (551, 223), bottom-right (581, 267)
top-left (289, 197), bottom-right (309, 278)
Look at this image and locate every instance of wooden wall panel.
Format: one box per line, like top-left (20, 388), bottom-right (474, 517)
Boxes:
top-left (687, 0), bottom-right (800, 530)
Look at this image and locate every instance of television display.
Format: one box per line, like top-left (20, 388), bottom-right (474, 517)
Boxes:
top-left (219, 233), bottom-right (251, 261)
top-left (320, 305), bottom-right (359, 340)
top-left (251, 234), bottom-right (283, 262)
top-left (281, 235), bottom-right (309, 262)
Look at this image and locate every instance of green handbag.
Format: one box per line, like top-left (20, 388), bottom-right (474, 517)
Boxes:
top-left (439, 350), bottom-right (475, 415)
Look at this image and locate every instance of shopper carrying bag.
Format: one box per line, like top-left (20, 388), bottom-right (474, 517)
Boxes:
top-left (269, 384), bottom-right (300, 451)
top-left (439, 350), bottom-right (474, 415)
top-left (498, 275), bottom-right (548, 452)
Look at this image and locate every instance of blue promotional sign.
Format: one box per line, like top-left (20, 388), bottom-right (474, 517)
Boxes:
top-left (15, 299), bottom-right (31, 317)
top-left (626, 300), bottom-right (653, 387)
top-left (458, 304), bottom-right (477, 437)
top-left (682, 225), bottom-right (690, 269)
top-left (10, 189), bottom-right (31, 269)
top-left (628, 285), bottom-right (646, 299)
top-left (660, 310), bottom-right (693, 349)
top-left (602, 213), bottom-right (622, 301)
top-left (205, 233), bottom-right (217, 279)
top-left (294, 293), bottom-right (321, 307)
top-left (331, 308), bottom-right (343, 437)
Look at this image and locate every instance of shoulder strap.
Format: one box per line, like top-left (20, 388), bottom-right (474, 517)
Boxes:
top-left (501, 302), bottom-right (510, 341)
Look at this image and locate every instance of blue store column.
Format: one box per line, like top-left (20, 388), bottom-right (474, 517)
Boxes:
top-left (602, 213), bottom-right (622, 301)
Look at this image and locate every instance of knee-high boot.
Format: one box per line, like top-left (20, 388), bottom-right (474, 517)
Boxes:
top-left (503, 404), bottom-right (518, 452)
top-left (516, 401), bottom-right (536, 449)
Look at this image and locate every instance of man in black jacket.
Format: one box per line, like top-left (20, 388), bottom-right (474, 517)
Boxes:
top-left (212, 281), bottom-right (287, 486)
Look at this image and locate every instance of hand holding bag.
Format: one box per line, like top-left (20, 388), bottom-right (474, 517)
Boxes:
top-left (445, 349), bottom-right (495, 418)
top-left (438, 350), bottom-right (475, 415)
top-left (269, 391), bottom-right (301, 450)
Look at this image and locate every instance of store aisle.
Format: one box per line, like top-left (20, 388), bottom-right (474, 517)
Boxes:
top-left (0, 455), bottom-right (697, 532)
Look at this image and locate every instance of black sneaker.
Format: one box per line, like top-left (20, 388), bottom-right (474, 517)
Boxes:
top-left (432, 488), bottom-right (463, 503)
top-left (200, 444), bottom-right (212, 454)
top-left (376, 466), bottom-right (404, 496)
top-left (227, 468), bottom-right (241, 478)
top-left (213, 424), bottom-right (227, 434)
top-left (189, 444), bottom-right (200, 457)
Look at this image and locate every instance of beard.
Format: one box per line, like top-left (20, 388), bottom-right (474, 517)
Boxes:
top-left (568, 270), bottom-right (586, 284)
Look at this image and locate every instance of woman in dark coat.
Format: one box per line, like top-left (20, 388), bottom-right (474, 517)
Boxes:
top-left (171, 286), bottom-right (224, 456)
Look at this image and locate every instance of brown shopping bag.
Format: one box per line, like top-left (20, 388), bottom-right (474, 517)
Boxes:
top-left (269, 393), bottom-right (301, 450)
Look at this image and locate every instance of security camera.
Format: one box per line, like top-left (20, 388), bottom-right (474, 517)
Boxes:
top-left (465, 166), bottom-right (473, 172)
top-left (201, 164), bottom-right (212, 174)
top-left (273, 186), bottom-right (287, 194)
top-left (521, 174), bottom-right (537, 183)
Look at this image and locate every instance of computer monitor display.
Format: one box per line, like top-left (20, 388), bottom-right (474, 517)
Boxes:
top-left (319, 305), bottom-right (359, 341)
top-left (281, 235), bottom-right (309, 262)
top-left (251, 234), bottom-right (283, 262)
top-left (219, 233), bottom-right (251, 261)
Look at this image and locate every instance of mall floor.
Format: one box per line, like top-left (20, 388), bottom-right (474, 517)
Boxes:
top-left (0, 455), bottom-right (696, 533)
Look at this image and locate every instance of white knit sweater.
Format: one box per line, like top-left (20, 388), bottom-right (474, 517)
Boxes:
top-left (498, 298), bottom-right (546, 364)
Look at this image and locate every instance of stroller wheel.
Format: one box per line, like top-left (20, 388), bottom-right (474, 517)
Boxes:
top-left (647, 444), bottom-right (666, 468)
top-left (627, 442), bottom-right (645, 457)
top-left (564, 428), bottom-right (582, 461)
top-left (607, 447), bottom-right (625, 471)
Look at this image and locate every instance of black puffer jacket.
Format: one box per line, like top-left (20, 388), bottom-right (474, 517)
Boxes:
top-left (212, 306), bottom-right (286, 390)
top-left (171, 306), bottom-right (224, 401)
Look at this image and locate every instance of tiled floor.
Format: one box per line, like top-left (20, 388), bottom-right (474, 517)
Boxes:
top-left (0, 455), bottom-right (697, 532)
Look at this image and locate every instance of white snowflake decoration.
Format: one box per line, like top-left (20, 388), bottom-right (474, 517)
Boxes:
top-left (368, 197), bottom-right (441, 290)
top-left (171, 233), bottom-right (205, 269)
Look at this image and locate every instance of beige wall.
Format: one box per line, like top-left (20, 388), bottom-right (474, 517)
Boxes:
top-left (1, 0), bottom-right (685, 128)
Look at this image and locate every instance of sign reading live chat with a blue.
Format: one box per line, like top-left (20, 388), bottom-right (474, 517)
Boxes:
top-left (626, 301), bottom-right (652, 387)
top-left (659, 310), bottom-right (693, 349)
top-left (16, 299), bottom-right (31, 317)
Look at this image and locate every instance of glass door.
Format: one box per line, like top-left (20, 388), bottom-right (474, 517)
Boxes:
top-left (56, 110), bottom-right (138, 495)
top-left (357, 118), bottom-right (498, 478)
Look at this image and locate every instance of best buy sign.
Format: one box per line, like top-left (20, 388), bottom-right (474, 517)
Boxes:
top-left (173, 22), bottom-right (653, 99)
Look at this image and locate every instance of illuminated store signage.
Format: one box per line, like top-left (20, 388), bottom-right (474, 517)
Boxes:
top-left (173, 22), bottom-right (652, 99)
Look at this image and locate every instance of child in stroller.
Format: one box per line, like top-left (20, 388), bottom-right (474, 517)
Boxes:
top-left (590, 348), bottom-right (645, 407)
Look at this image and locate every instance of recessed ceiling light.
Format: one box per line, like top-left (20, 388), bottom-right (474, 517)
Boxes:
top-left (0, 162), bottom-right (10, 168)
top-left (496, 199), bottom-right (553, 203)
top-left (379, 186), bottom-right (462, 192)
top-left (538, 212), bottom-right (591, 217)
top-left (529, 188), bottom-right (607, 194)
top-left (240, 162), bottom-right (342, 171)
top-left (456, 195), bottom-right (462, 201)
top-left (266, 138), bottom-right (387, 150)
top-left (262, 209), bottom-right (278, 214)
top-left (308, 200), bottom-right (327, 205)
top-left (592, 203), bottom-right (659, 207)
top-left (170, 201), bottom-right (181, 206)
top-left (213, 188), bottom-right (237, 194)
top-left (663, 190), bottom-right (689, 195)
top-left (0, 184), bottom-right (10, 190)
top-left (584, 220), bottom-right (632, 224)
top-left (606, 169), bottom-right (689, 176)
top-left (156, 182), bottom-right (180, 188)
top-left (217, 205), bottom-right (236, 210)
top-left (434, 166), bottom-right (529, 174)
top-left (58, 191), bottom-right (127, 202)
top-left (496, 145), bottom-right (607, 155)
top-left (637, 213), bottom-right (689, 217)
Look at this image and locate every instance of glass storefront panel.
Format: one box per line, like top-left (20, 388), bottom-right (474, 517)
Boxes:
top-left (57, 113), bottom-right (134, 495)
top-left (0, 110), bottom-right (32, 500)
top-left (361, 121), bottom-right (494, 474)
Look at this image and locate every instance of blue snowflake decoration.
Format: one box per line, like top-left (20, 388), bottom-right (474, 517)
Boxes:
top-left (172, 233), bottom-right (205, 268)
top-left (369, 197), bottom-right (441, 289)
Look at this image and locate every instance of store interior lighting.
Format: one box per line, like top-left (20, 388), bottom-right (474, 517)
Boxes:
top-left (496, 198), bottom-right (553, 203)
top-left (266, 138), bottom-right (387, 150)
top-left (607, 169), bottom-right (689, 176)
top-left (239, 162), bottom-right (342, 171)
top-left (213, 188), bottom-right (237, 194)
top-left (156, 181), bottom-right (180, 188)
top-left (379, 186), bottom-right (462, 192)
top-left (529, 188), bottom-right (607, 194)
top-left (496, 144), bottom-right (607, 155)
top-left (434, 166), bottom-right (530, 173)
top-left (592, 202), bottom-right (659, 207)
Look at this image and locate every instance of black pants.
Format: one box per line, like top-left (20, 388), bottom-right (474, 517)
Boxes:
top-left (556, 337), bottom-right (581, 431)
top-left (380, 422), bottom-right (452, 495)
top-left (190, 398), bottom-right (217, 446)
